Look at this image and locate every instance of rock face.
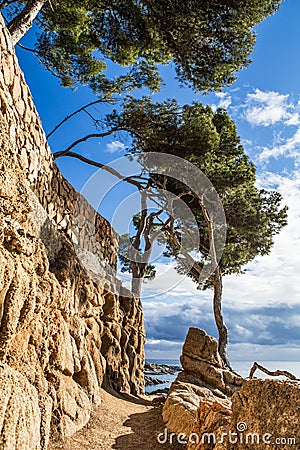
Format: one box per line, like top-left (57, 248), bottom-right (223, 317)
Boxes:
top-left (162, 328), bottom-right (243, 444)
top-left (0, 16), bottom-right (145, 449)
top-left (163, 328), bottom-right (300, 450)
top-left (227, 379), bottom-right (300, 450)
top-left (180, 328), bottom-right (243, 396)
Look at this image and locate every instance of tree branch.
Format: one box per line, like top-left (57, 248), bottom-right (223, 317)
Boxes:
top-left (133, 191), bottom-right (148, 250)
top-left (8, 0), bottom-right (47, 45)
top-left (249, 362), bottom-right (299, 381)
top-left (16, 42), bottom-right (38, 54)
top-left (54, 151), bottom-right (144, 190)
top-left (53, 129), bottom-right (121, 158)
top-left (47, 97), bottom-right (118, 139)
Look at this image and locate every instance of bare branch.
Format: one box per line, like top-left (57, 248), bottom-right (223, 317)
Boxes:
top-left (53, 151), bottom-right (144, 190)
top-left (16, 42), bottom-right (38, 54)
top-left (47, 0), bottom-right (54, 12)
top-left (249, 362), bottom-right (299, 381)
top-left (53, 129), bottom-right (122, 158)
top-left (46, 97), bottom-right (118, 139)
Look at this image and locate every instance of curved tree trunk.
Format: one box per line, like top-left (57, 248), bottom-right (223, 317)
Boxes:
top-left (8, 0), bottom-right (47, 45)
top-left (213, 267), bottom-right (231, 369)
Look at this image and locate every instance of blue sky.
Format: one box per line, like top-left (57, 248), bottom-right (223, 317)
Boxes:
top-left (15, 0), bottom-right (300, 362)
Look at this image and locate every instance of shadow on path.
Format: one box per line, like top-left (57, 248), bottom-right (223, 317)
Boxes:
top-left (113, 407), bottom-right (186, 450)
top-left (105, 387), bottom-right (154, 407)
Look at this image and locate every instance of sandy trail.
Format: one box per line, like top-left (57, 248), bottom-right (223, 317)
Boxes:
top-left (49, 389), bottom-right (185, 450)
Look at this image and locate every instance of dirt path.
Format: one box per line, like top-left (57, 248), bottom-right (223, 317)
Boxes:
top-left (49, 389), bottom-right (185, 450)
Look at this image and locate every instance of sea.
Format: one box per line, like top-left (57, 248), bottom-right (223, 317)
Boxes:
top-left (145, 359), bottom-right (300, 393)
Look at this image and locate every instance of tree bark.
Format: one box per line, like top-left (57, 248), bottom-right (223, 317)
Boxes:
top-left (7, 0), bottom-right (47, 45)
top-left (212, 267), bottom-right (231, 369)
top-left (130, 262), bottom-right (147, 297)
top-left (130, 198), bottom-right (154, 296)
top-left (198, 198), bottom-right (231, 369)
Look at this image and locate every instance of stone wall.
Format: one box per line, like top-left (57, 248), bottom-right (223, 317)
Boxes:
top-left (0, 16), bottom-right (145, 449)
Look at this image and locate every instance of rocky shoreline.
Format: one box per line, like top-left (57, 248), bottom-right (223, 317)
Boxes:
top-left (145, 362), bottom-right (181, 376)
top-left (144, 361), bottom-right (181, 388)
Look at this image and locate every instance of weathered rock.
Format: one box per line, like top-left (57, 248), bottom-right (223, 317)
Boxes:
top-left (162, 328), bottom-right (243, 445)
top-left (162, 371), bottom-right (232, 439)
top-left (145, 361), bottom-right (181, 375)
top-left (181, 328), bottom-right (223, 368)
top-left (145, 375), bottom-right (165, 386)
top-left (163, 329), bottom-right (300, 450)
top-left (0, 15), bottom-right (145, 449)
top-left (181, 354), bottom-right (225, 391)
top-left (227, 379), bottom-right (300, 450)
top-left (56, 374), bottom-right (92, 438)
top-left (180, 327), bottom-right (243, 396)
top-left (0, 363), bottom-right (52, 450)
top-left (189, 398), bottom-right (232, 450)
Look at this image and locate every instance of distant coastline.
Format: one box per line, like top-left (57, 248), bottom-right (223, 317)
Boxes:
top-left (144, 359), bottom-right (300, 393)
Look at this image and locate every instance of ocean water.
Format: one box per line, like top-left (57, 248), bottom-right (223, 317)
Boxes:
top-left (145, 359), bottom-right (180, 394)
top-left (145, 359), bottom-right (300, 394)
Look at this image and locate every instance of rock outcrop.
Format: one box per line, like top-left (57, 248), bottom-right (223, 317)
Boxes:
top-left (226, 378), bottom-right (300, 449)
top-left (0, 16), bottom-right (145, 449)
top-left (162, 327), bottom-right (300, 450)
top-left (180, 328), bottom-right (243, 396)
top-left (162, 328), bottom-right (243, 442)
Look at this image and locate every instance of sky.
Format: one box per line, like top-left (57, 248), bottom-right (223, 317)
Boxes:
top-left (14, 0), bottom-right (300, 363)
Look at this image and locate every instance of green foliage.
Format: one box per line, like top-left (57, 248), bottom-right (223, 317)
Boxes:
top-left (6, 0), bottom-right (282, 94)
top-left (108, 98), bottom-right (288, 284)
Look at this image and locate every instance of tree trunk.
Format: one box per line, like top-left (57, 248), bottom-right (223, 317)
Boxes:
top-left (130, 262), bottom-right (146, 297)
top-left (198, 198), bottom-right (231, 369)
top-left (8, 0), bottom-right (47, 45)
top-left (213, 267), bottom-right (231, 369)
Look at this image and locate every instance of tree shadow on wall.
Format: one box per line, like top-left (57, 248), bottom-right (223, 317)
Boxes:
top-left (113, 407), bottom-right (186, 450)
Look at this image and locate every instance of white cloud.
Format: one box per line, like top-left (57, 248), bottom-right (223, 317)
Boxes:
top-left (105, 140), bottom-right (126, 153)
top-left (259, 127), bottom-right (300, 161)
top-left (285, 113), bottom-right (300, 126)
top-left (244, 89), bottom-right (299, 127)
top-left (215, 92), bottom-right (232, 109)
top-left (241, 138), bottom-right (253, 147)
top-left (141, 170), bottom-right (300, 360)
top-left (223, 170), bottom-right (300, 309)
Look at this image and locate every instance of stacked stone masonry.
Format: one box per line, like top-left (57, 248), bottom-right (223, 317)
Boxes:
top-left (0, 16), bottom-right (145, 450)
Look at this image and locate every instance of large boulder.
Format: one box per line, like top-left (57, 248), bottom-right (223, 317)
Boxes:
top-left (162, 328), bottom-right (300, 450)
top-left (181, 327), bottom-right (223, 368)
top-left (180, 328), bottom-right (244, 396)
top-left (162, 328), bottom-right (243, 444)
top-left (191, 378), bottom-right (300, 450)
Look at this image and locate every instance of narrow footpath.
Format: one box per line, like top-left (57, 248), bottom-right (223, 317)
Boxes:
top-left (49, 389), bottom-right (186, 450)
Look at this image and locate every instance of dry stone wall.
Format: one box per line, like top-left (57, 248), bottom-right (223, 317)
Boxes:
top-left (0, 16), bottom-right (145, 449)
